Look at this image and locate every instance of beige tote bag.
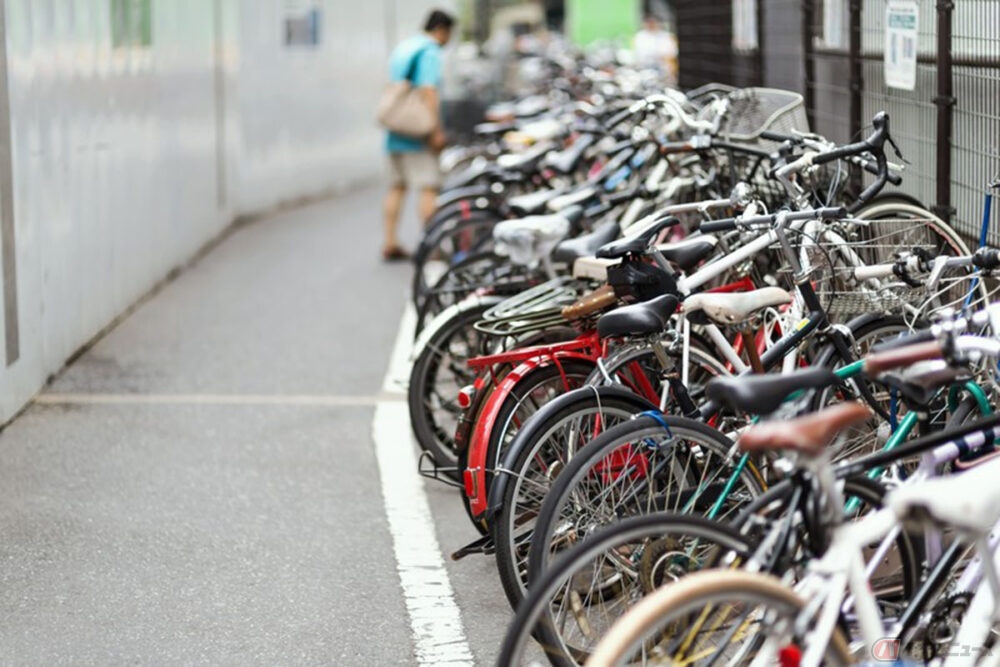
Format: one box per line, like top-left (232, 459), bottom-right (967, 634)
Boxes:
top-left (377, 46), bottom-right (436, 139)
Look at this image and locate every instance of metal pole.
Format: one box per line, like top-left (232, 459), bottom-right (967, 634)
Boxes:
top-left (933, 0), bottom-right (955, 222)
top-left (755, 0), bottom-right (765, 85)
top-left (848, 0), bottom-right (862, 193)
top-left (802, 0), bottom-right (815, 127)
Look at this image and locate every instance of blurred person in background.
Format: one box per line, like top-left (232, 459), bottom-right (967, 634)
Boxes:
top-left (634, 14), bottom-right (678, 85)
top-left (382, 9), bottom-right (455, 262)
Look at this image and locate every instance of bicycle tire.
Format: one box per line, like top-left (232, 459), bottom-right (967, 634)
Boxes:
top-left (497, 513), bottom-right (754, 667)
top-left (586, 569), bottom-right (851, 667)
top-left (493, 389), bottom-right (656, 609)
top-left (408, 297), bottom-right (501, 474)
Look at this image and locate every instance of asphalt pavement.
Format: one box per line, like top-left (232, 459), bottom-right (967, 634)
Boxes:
top-left (0, 184), bottom-right (512, 665)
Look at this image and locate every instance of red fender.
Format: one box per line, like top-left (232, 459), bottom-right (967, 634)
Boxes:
top-left (464, 350), bottom-right (596, 520)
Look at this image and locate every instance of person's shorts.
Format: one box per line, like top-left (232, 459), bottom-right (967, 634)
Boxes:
top-left (388, 151), bottom-right (442, 189)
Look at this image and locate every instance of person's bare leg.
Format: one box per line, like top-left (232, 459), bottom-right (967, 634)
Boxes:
top-left (419, 187), bottom-right (439, 225)
top-left (383, 184), bottom-right (406, 253)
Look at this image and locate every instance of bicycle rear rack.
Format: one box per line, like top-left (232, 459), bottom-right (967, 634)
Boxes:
top-left (417, 450), bottom-right (464, 490)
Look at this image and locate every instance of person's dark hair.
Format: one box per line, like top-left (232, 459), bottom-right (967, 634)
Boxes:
top-left (424, 9), bottom-right (455, 33)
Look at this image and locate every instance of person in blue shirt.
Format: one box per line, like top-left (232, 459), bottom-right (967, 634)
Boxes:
top-left (382, 10), bottom-right (455, 261)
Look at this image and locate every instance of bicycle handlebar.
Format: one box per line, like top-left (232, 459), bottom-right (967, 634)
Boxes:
top-left (698, 206), bottom-right (847, 234)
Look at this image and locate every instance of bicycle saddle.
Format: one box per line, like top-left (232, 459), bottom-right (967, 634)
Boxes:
top-left (508, 187), bottom-right (567, 216)
top-left (888, 456), bottom-right (1000, 535)
top-left (493, 207), bottom-right (584, 267)
top-left (552, 220), bottom-right (620, 264)
top-left (497, 142), bottom-right (552, 173)
top-left (705, 367), bottom-right (839, 416)
top-left (544, 134), bottom-right (596, 175)
top-left (547, 185), bottom-right (599, 212)
top-left (597, 216), bottom-right (681, 259)
top-left (474, 120), bottom-right (517, 138)
top-left (656, 236), bottom-right (718, 272)
top-left (683, 287), bottom-right (792, 325)
top-left (596, 294), bottom-right (679, 339)
top-left (441, 162), bottom-right (490, 191)
top-left (738, 402), bottom-right (872, 458)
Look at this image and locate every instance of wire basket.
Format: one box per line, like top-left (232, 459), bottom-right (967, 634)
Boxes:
top-left (718, 88), bottom-right (810, 143)
top-left (803, 217), bottom-right (989, 321)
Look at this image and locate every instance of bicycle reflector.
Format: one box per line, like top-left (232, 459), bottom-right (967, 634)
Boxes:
top-left (457, 385), bottom-right (475, 410)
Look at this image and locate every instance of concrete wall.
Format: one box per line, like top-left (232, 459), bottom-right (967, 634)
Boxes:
top-left (0, 0), bottom-right (452, 421)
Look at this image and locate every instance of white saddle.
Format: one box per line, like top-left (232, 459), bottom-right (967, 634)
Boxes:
top-left (493, 215), bottom-right (571, 267)
top-left (887, 456), bottom-right (1000, 535)
top-left (682, 287), bottom-right (793, 325)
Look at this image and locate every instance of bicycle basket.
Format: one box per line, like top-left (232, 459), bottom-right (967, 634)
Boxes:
top-left (718, 88), bottom-right (810, 143)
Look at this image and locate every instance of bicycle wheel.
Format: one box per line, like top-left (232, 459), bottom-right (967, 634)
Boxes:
top-left (586, 342), bottom-right (730, 409)
top-left (586, 569), bottom-right (851, 667)
top-left (811, 314), bottom-right (919, 462)
top-left (412, 211), bottom-right (501, 307)
top-left (526, 415), bottom-right (763, 585)
top-left (731, 475), bottom-right (922, 606)
top-left (497, 513), bottom-right (753, 667)
top-left (494, 388), bottom-right (658, 608)
top-left (407, 297), bottom-right (501, 473)
top-left (493, 344), bottom-right (731, 608)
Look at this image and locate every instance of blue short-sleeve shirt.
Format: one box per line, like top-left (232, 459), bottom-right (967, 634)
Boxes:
top-left (386, 35), bottom-right (442, 154)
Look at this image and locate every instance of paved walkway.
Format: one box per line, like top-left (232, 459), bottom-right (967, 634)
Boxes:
top-left (0, 185), bottom-right (510, 665)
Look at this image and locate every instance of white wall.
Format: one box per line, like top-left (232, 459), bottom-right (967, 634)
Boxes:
top-left (0, 0), bottom-right (453, 421)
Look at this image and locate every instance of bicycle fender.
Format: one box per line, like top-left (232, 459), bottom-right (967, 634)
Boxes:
top-left (465, 351), bottom-right (596, 521)
top-left (484, 385), bottom-right (659, 522)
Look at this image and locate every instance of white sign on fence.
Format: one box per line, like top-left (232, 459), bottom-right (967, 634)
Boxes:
top-left (885, 0), bottom-right (918, 90)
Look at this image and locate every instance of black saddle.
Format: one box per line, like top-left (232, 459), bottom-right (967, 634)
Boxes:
top-left (659, 237), bottom-right (718, 272)
top-left (544, 134), bottom-right (596, 175)
top-left (597, 216), bottom-right (680, 259)
top-left (552, 221), bottom-right (621, 264)
top-left (597, 294), bottom-right (679, 339)
top-left (705, 368), bottom-right (840, 416)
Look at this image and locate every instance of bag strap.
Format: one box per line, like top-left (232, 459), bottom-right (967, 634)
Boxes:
top-left (404, 43), bottom-right (432, 85)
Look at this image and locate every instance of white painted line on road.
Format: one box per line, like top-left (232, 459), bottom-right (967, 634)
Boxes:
top-left (34, 393), bottom-right (400, 407)
top-left (382, 301), bottom-right (417, 396)
top-left (372, 303), bottom-right (474, 667)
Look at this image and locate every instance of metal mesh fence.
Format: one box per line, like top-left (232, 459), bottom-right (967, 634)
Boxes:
top-left (951, 1), bottom-right (1000, 243)
top-left (674, 0), bottom-right (1000, 247)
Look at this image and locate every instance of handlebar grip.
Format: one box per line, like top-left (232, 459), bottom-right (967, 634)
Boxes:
top-left (817, 206), bottom-right (848, 219)
top-left (868, 328), bottom-right (936, 354)
top-left (860, 158), bottom-right (903, 186)
top-left (813, 141), bottom-right (869, 165)
top-left (606, 107), bottom-right (633, 129)
top-left (759, 130), bottom-right (801, 143)
top-left (973, 247), bottom-right (1000, 271)
top-left (699, 218), bottom-right (738, 233)
top-left (864, 339), bottom-right (943, 375)
top-left (659, 141), bottom-right (696, 154)
top-left (854, 264), bottom-right (896, 281)
top-left (605, 188), bottom-right (641, 206)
